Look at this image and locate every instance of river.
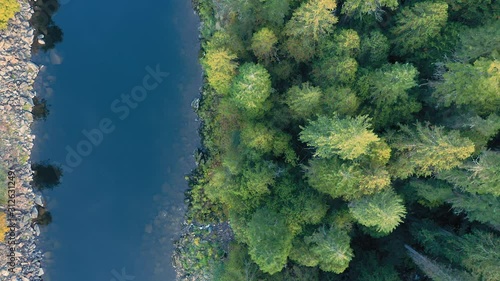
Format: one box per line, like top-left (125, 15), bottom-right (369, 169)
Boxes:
top-left (30, 0), bottom-right (202, 280)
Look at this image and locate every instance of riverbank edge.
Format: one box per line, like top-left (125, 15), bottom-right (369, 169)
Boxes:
top-left (171, 0), bottom-right (234, 280)
top-left (0, 0), bottom-right (45, 280)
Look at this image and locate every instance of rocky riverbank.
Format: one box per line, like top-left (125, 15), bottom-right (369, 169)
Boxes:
top-left (0, 1), bottom-right (45, 280)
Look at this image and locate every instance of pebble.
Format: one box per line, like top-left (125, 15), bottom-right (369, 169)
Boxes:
top-left (0, 1), bottom-right (45, 280)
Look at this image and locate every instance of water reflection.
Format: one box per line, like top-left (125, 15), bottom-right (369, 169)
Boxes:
top-left (31, 161), bottom-right (63, 191)
top-left (30, 0), bottom-right (64, 52)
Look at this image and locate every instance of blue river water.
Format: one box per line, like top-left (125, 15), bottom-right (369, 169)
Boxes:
top-left (30, 0), bottom-right (202, 280)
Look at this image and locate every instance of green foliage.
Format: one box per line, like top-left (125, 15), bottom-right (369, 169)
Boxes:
top-left (305, 225), bottom-right (354, 273)
top-left (322, 86), bottom-right (360, 116)
top-left (306, 157), bottom-right (391, 200)
top-left (349, 189), bottom-right (406, 234)
top-left (358, 31), bottom-right (390, 68)
top-left (412, 223), bottom-right (500, 280)
top-left (251, 28), bottom-right (278, 62)
top-left (230, 63), bottom-right (272, 116)
top-left (357, 63), bottom-right (421, 128)
top-left (390, 1), bottom-right (448, 55)
top-left (352, 252), bottom-right (402, 281)
top-left (272, 177), bottom-right (329, 234)
top-left (447, 192), bottom-right (500, 228)
top-left (438, 151), bottom-right (500, 196)
top-left (300, 115), bottom-right (381, 160)
top-left (246, 208), bottom-right (294, 274)
top-left (387, 123), bottom-right (475, 179)
top-left (291, 224), bottom-right (354, 274)
top-left (454, 20), bottom-right (500, 62)
top-left (216, 243), bottom-right (261, 281)
top-left (260, 0), bottom-right (290, 27)
top-left (284, 0), bottom-right (338, 62)
top-left (433, 58), bottom-right (500, 114)
top-left (341, 0), bottom-right (398, 19)
top-left (202, 48), bottom-right (238, 95)
top-left (312, 29), bottom-right (360, 87)
top-left (459, 230), bottom-right (500, 281)
top-left (188, 0), bottom-right (500, 278)
top-left (0, 0), bottom-right (19, 30)
top-left (405, 245), bottom-right (474, 281)
top-left (285, 82), bottom-right (322, 119)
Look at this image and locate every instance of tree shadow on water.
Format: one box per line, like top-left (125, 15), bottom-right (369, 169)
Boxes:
top-left (31, 160), bottom-right (63, 191)
top-left (29, 0), bottom-right (64, 52)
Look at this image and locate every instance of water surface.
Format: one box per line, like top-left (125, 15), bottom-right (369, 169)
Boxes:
top-left (31, 0), bottom-right (201, 280)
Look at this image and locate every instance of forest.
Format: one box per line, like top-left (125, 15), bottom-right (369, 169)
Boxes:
top-left (183, 0), bottom-right (500, 280)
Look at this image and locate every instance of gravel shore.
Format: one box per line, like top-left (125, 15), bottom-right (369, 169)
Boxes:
top-left (0, 1), bottom-right (45, 280)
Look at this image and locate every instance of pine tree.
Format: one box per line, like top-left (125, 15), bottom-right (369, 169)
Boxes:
top-left (405, 245), bottom-right (474, 281)
top-left (203, 48), bottom-right (238, 95)
top-left (300, 115), bottom-right (380, 160)
top-left (292, 225), bottom-right (354, 274)
top-left (230, 63), bottom-right (272, 116)
top-left (284, 0), bottom-right (338, 62)
top-left (433, 58), bottom-right (500, 115)
top-left (246, 207), bottom-right (294, 274)
top-left (348, 189), bottom-right (406, 234)
top-left (341, 0), bottom-right (398, 20)
top-left (306, 157), bottom-right (391, 200)
top-left (387, 123), bottom-right (475, 179)
top-left (437, 151), bottom-right (500, 196)
top-left (251, 28), bottom-right (278, 62)
top-left (357, 63), bottom-right (421, 128)
top-left (390, 1), bottom-right (448, 55)
top-left (286, 82), bottom-right (323, 119)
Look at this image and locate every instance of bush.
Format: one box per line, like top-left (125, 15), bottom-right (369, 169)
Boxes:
top-left (0, 0), bottom-right (20, 30)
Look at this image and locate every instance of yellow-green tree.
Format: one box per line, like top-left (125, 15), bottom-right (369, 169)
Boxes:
top-left (341, 0), bottom-right (398, 19)
top-left (391, 1), bottom-right (448, 55)
top-left (202, 48), bottom-right (238, 95)
top-left (286, 82), bottom-right (323, 119)
top-left (246, 207), bottom-right (294, 274)
top-left (230, 63), bottom-right (272, 116)
top-left (348, 189), bottom-right (407, 235)
top-left (0, 0), bottom-right (19, 30)
top-left (300, 115), bottom-right (380, 160)
top-left (284, 0), bottom-right (338, 61)
top-left (251, 28), bottom-right (278, 62)
top-left (433, 58), bottom-right (500, 115)
top-left (387, 123), bottom-right (475, 179)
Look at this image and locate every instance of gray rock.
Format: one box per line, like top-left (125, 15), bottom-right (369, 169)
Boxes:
top-left (30, 206), bottom-right (38, 219)
top-left (34, 195), bottom-right (43, 206)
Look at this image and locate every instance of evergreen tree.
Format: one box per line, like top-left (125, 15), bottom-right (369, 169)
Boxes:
top-left (251, 28), bottom-right (278, 62)
top-left (341, 0), bottom-right (398, 20)
top-left (285, 82), bottom-right (323, 119)
top-left (284, 0), bottom-right (338, 61)
top-left (306, 157), bottom-right (391, 200)
top-left (405, 245), bottom-right (474, 281)
top-left (357, 63), bottom-right (421, 129)
top-left (358, 31), bottom-right (390, 68)
top-left (390, 1), bottom-right (448, 55)
top-left (348, 189), bottom-right (406, 234)
top-left (203, 48), bottom-right (238, 95)
top-left (230, 63), bottom-right (272, 116)
top-left (437, 151), bottom-right (500, 196)
top-left (387, 123), bottom-right (475, 179)
top-left (433, 58), bottom-right (500, 115)
top-left (300, 115), bottom-right (381, 160)
top-left (246, 207), bottom-right (294, 274)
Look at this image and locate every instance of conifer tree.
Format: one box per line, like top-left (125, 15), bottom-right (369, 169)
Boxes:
top-left (387, 123), bottom-right (475, 179)
top-left (390, 1), bottom-right (448, 55)
top-left (348, 189), bottom-right (406, 234)
top-left (300, 115), bottom-right (380, 160)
